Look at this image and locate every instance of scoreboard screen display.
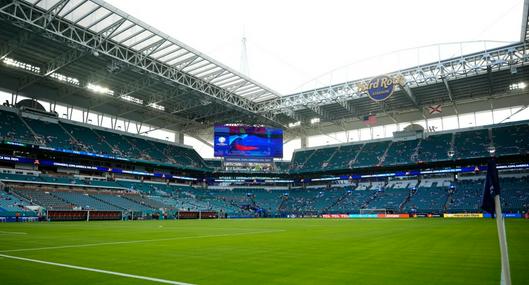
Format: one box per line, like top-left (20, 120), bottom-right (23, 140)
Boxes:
top-left (213, 125), bottom-right (283, 158)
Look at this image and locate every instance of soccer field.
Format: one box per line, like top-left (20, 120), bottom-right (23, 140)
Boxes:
top-left (0, 219), bottom-right (528, 285)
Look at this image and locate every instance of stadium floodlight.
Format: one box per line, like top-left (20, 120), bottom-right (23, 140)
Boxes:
top-left (87, 83), bottom-right (114, 96)
top-left (120, 95), bottom-right (144, 105)
top-left (288, 121), bottom-right (301, 128)
top-left (509, 82), bottom-right (527, 90)
top-left (310, 117), bottom-right (321, 124)
top-left (2, 57), bottom-right (40, 73)
top-left (50, 73), bottom-right (80, 86)
top-left (148, 102), bottom-right (165, 111)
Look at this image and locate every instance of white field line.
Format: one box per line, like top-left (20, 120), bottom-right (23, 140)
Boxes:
top-left (0, 229), bottom-right (285, 253)
top-left (0, 253), bottom-right (195, 285)
top-left (0, 231), bottom-right (27, 235)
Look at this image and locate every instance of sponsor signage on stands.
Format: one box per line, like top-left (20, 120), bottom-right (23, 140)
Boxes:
top-left (482, 213), bottom-right (523, 218)
top-left (444, 213), bottom-right (483, 218)
top-left (378, 214), bottom-right (409, 218)
top-left (349, 214), bottom-right (378, 218)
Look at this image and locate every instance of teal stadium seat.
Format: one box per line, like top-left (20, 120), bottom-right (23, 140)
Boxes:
top-left (54, 192), bottom-right (121, 211)
top-left (0, 109), bottom-right (35, 143)
top-left (274, 161), bottom-right (290, 172)
top-left (446, 180), bottom-right (483, 212)
top-left (368, 187), bottom-right (410, 211)
top-left (416, 133), bottom-right (453, 162)
top-left (354, 141), bottom-right (390, 168)
top-left (61, 123), bottom-right (114, 155)
top-left (492, 124), bottom-right (529, 156)
top-left (327, 188), bottom-right (374, 214)
top-left (453, 129), bottom-right (491, 160)
top-left (383, 140), bottom-right (419, 166)
top-left (325, 144), bottom-right (363, 170)
top-left (0, 173), bottom-right (41, 182)
top-left (404, 183), bottom-right (449, 213)
top-left (24, 118), bottom-right (73, 149)
top-left (13, 189), bottom-right (74, 210)
top-left (205, 159), bottom-right (223, 170)
top-left (0, 191), bottom-right (35, 216)
top-left (125, 136), bottom-right (169, 162)
top-left (91, 194), bottom-right (153, 212)
top-left (92, 129), bottom-right (141, 158)
top-left (498, 177), bottom-right (529, 212)
top-left (302, 148), bottom-right (337, 172)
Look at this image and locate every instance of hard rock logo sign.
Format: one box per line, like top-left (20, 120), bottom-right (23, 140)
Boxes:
top-left (356, 74), bottom-right (406, 102)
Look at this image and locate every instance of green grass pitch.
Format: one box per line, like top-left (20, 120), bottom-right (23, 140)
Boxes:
top-left (0, 219), bottom-right (528, 285)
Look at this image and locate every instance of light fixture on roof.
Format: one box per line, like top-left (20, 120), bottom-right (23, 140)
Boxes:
top-left (148, 102), bottom-right (165, 111)
top-left (310, 117), bottom-right (320, 125)
top-left (288, 121), bottom-right (301, 128)
top-left (509, 82), bottom-right (527, 90)
top-left (87, 83), bottom-right (114, 96)
top-left (3, 57), bottom-right (40, 73)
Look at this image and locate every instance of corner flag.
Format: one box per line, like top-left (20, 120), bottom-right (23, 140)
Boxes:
top-left (482, 158), bottom-right (511, 285)
top-left (481, 158), bottom-right (500, 214)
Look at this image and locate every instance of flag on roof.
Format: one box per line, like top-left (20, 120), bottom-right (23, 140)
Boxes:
top-left (427, 104), bottom-right (442, 115)
top-left (363, 114), bottom-right (377, 126)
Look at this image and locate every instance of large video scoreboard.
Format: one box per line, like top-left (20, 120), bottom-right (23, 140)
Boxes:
top-left (213, 124), bottom-right (283, 159)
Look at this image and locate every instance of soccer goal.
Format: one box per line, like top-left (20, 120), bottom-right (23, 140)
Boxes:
top-left (359, 208), bottom-right (387, 215)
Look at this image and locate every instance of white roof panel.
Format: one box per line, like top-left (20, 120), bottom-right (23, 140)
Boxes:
top-left (23, 0), bottom-right (282, 102)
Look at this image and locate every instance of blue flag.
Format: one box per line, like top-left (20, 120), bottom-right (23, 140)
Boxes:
top-left (481, 158), bottom-right (501, 214)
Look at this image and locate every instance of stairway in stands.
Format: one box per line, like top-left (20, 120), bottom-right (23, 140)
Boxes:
top-left (399, 184), bottom-right (418, 212)
top-left (324, 190), bottom-right (351, 212)
top-left (348, 143), bottom-right (365, 168)
top-left (377, 141), bottom-right (393, 166)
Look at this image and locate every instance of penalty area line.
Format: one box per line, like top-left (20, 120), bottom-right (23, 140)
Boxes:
top-left (0, 253), bottom-right (195, 285)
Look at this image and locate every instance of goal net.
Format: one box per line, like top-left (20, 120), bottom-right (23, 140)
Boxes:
top-left (359, 208), bottom-right (387, 215)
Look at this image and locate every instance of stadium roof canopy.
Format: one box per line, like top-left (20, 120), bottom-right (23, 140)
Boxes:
top-left (0, 0), bottom-right (285, 133)
top-left (0, 0), bottom-right (528, 139)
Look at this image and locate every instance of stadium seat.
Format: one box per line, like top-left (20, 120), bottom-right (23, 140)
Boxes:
top-left (24, 117), bottom-right (74, 149)
top-left (61, 123), bottom-right (114, 155)
top-left (354, 141), bottom-right (390, 168)
top-left (492, 124), bottom-right (529, 156)
top-left (416, 133), bottom-right (453, 162)
top-left (453, 129), bottom-right (491, 160)
top-left (383, 140), bottom-right (419, 166)
top-left (0, 109), bottom-right (35, 143)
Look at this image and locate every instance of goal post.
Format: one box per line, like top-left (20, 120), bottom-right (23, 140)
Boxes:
top-left (359, 208), bottom-right (387, 215)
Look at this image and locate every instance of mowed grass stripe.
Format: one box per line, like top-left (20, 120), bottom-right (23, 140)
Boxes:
top-left (0, 229), bottom-right (285, 253)
top-left (0, 230), bottom-right (27, 235)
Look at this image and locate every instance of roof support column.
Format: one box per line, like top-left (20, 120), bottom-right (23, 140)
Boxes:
top-left (300, 135), bottom-right (308, 148)
top-left (175, 132), bottom-right (184, 144)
